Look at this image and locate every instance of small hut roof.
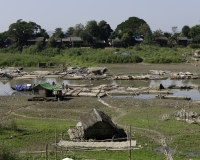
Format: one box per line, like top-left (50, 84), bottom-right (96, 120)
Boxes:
top-left (177, 37), bottom-right (188, 41)
top-left (27, 37), bottom-right (45, 42)
top-left (33, 82), bottom-right (62, 91)
top-left (80, 108), bottom-right (117, 130)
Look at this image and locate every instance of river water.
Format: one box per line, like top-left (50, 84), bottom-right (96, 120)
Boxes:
top-left (1, 78), bottom-right (200, 100)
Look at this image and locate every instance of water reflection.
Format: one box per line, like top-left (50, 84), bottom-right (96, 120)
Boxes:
top-left (1, 78), bottom-right (200, 100)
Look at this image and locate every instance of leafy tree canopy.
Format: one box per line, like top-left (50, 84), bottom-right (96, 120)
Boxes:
top-left (115, 17), bottom-right (147, 38)
top-left (136, 23), bottom-right (152, 37)
top-left (85, 20), bottom-right (99, 38)
top-left (79, 30), bottom-right (93, 45)
top-left (7, 19), bottom-right (46, 45)
top-left (52, 28), bottom-right (65, 38)
top-left (189, 25), bottom-right (200, 39)
top-left (73, 23), bottom-right (85, 37)
top-left (181, 25), bottom-right (190, 38)
top-left (98, 20), bottom-right (113, 40)
top-left (66, 27), bottom-right (74, 37)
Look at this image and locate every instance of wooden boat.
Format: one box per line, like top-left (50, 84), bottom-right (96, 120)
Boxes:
top-left (11, 84), bottom-right (32, 91)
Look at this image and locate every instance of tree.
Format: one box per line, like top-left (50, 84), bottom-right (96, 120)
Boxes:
top-left (98, 20), bottom-right (113, 40)
top-left (73, 23), bottom-right (85, 37)
top-left (121, 32), bottom-right (134, 47)
top-left (189, 25), bottom-right (200, 39)
top-left (136, 23), bottom-right (152, 44)
top-left (7, 19), bottom-right (44, 46)
top-left (79, 30), bottom-right (93, 46)
top-left (152, 29), bottom-right (163, 37)
top-left (192, 35), bottom-right (200, 44)
top-left (171, 26), bottom-right (178, 35)
top-left (181, 25), bottom-right (190, 38)
top-left (66, 27), bottom-right (74, 37)
top-left (85, 20), bottom-right (99, 38)
top-left (115, 17), bottom-right (147, 38)
top-left (163, 32), bottom-right (171, 38)
top-left (52, 28), bottom-right (65, 38)
top-left (37, 29), bottom-right (49, 39)
top-left (136, 23), bottom-right (152, 37)
top-left (0, 32), bottom-right (7, 48)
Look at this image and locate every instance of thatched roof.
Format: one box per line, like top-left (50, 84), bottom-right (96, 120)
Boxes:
top-left (80, 108), bottom-right (117, 130)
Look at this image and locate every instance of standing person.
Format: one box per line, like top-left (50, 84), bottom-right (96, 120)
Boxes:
top-left (62, 83), bottom-right (64, 89)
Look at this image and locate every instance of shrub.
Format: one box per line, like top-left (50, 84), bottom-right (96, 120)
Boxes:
top-left (10, 119), bottom-right (18, 131)
top-left (0, 143), bottom-right (20, 160)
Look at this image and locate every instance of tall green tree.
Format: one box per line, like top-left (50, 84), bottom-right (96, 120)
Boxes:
top-left (115, 17), bottom-right (147, 38)
top-left (52, 28), bottom-right (65, 38)
top-left (73, 23), bottom-right (85, 37)
top-left (79, 30), bottom-right (93, 46)
top-left (181, 25), bottom-right (190, 37)
top-left (152, 29), bottom-right (163, 37)
top-left (98, 20), bottom-right (113, 40)
top-left (121, 32), bottom-right (134, 47)
top-left (189, 25), bottom-right (200, 39)
top-left (136, 23), bottom-right (152, 37)
top-left (7, 19), bottom-right (45, 45)
top-left (85, 20), bottom-right (99, 38)
top-left (66, 27), bottom-right (74, 37)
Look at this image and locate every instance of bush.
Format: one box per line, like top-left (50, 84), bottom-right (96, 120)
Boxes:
top-left (190, 44), bottom-right (200, 49)
top-left (10, 119), bottom-right (18, 131)
top-left (0, 143), bottom-right (20, 160)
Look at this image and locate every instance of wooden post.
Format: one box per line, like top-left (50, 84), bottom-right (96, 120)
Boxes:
top-left (129, 125), bottom-right (131, 160)
top-left (45, 144), bottom-right (48, 160)
top-left (61, 146), bottom-right (63, 159)
top-left (55, 128), bottom-right (57, 160)
top-left (61, 131), bottom-right (63, 140)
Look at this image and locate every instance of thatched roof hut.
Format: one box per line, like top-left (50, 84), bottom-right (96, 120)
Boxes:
top-left (68, 109), bottom-right (126, 141)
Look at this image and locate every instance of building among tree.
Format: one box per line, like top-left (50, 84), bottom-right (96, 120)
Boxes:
top-left (177, 37), bottom-right (189, 46)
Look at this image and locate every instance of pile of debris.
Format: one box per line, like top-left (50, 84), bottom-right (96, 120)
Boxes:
top-left (173, 109), bottom-right (200, 124)
top-left (61, 67), bottom-right (107, 80)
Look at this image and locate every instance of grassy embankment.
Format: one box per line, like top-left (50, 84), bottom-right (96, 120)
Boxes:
top-left (0, 44), bottom-right (196, 67)
top-left (0, 96), bottom-right (200, 159)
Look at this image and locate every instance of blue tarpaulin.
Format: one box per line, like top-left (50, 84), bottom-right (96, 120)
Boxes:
top-left (15, 84), bottom-right (32, 91)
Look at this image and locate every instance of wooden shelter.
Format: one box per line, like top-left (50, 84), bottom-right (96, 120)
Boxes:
top-left (155, 37), bottom-right (168, 46)
top-left (33, 82), bottom-right (62, 98)
top-left (177, 37), bottom-right (189, 46)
